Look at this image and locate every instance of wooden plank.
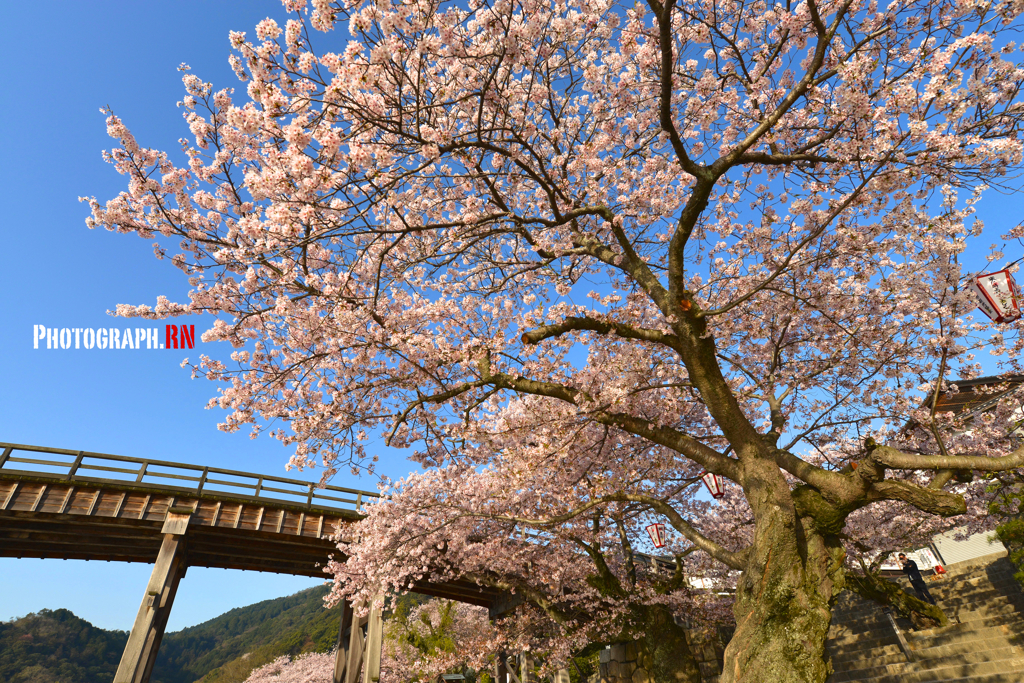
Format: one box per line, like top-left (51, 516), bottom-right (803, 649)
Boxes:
top-left (255, 507), bottom-right (265, 531)
top-left (297, 512), bottom-right (306, 536)
top-left (276, 509), bottom-right (285, 534)
top-left (161, 510), bottom-right (192, 536)
top-left (30, 485), bottom-right (48, 512)
top-left (58, 487), bottom-right (75, 514)
top-left (114, 492), bottom-right (127, 518)
top-left (86, 490), bottom-right (101, 515)
top-left (211, 501), bottom-right (222, 526)
top-left (318, 515), bottom-right (325, 538)
top-left (233, 504), bottom-right (243, 529)
top-left (138, 495), bottom-right (151, 520)
top-left (1, 481), bottom-right (19, 510)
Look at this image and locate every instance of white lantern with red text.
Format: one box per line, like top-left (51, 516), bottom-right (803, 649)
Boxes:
top-left (701, 471), bottom-right (726, 499)
top-left (969, 270), bottom-right (1022, 323)
top-left (645, 522), bottom-right (667, 549)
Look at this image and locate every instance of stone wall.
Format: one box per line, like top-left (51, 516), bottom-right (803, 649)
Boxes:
top-left (588, 626), bottom-right (731, 683)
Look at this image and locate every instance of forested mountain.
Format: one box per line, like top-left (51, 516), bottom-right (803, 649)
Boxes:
top-left (0, 608), bottom-right (128, 683)
top-left (1, 585), bottom-right (349, 683)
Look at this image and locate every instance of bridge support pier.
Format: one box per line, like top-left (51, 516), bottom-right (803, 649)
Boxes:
top-left (114, 509), bottom-right (191, 683)
top-left (494, 652), bottom-right (509, 683)
top-left (333, 597), bottom-right (384, 683)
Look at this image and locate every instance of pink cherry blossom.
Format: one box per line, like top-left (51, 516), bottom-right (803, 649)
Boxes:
top-left (87, 0), bottom-right (1024, 680)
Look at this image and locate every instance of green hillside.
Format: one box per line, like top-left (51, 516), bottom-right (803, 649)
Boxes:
top-left (2, 587), bottom-right (435, 683)
top-left (1, 585), bottom-right (343, 683)
top-left (153, 584), bottom-right (342, 683)
top-left (0, 608), bottom-right (128, 683)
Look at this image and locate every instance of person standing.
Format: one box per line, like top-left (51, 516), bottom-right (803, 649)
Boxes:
top-left (899, 553), bottom-right (937, 605)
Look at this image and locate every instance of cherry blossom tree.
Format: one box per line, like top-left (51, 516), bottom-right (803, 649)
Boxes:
top-left (85, 0), bottom-right (1024, 679)
top-left (241, 600), bottom-right (494, 683)
top-left (329, 434), bottom-right (735, 682)
top-left (381, 599), bottom-right (495, 681)
top-left (243, 651), bottom-right (335, 683)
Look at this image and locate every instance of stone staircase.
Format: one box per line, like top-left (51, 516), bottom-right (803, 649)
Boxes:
top-left (827, 553), bottom-right (1024, 682)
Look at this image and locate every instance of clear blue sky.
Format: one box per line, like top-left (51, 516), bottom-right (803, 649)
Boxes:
top-left (0, 0), bottom-right (1020, 635)
top-left (0, 0), bottom-right (413, 633)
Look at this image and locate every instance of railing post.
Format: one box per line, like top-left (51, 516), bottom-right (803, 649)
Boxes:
top-left (67, 452), bottom-right (85, 480)
top-left (307, 483), bottom-right (315, 508)
top-left (135, 461), bottom-right (149, 483)
top-left (196, 467), bottom-right (209, 494)
top-left (254, 476), bottom-right (264, 497)
top-left (0, 446), bottom-right (13, 469)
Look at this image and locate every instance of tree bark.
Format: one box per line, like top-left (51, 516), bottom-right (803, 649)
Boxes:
top-left (634, 604), bottom-right (703, 683)
top-left (720, 472), bottom-right (847, 683)
top-left (846, 571), bottom-right (949, 629)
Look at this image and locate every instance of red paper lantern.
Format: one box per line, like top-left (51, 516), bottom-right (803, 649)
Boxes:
top-left (645, 522), bottom-right (666, 548)
top-left (969, 270), bottom-right (1021, 323)
top-left (701, 471), bottom-right (725, 499)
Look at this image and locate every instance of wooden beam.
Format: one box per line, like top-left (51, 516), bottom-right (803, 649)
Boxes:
top-left (2, 481), bottom-right (20, 510)
top-left (114, 530), bottom-right (188, 683)
top-left (344, 601), bottom-right (368, 683)
top-left (333, 600), bottom-right (354, 683)
top-left (86, 490), bottom-right (101, 515)
top-left (495, 651), bottom-right (509, 683)
top-left (211, 501), bottom-right (222, 526)
top-left (30, 485), bottom-right (48, 512)
top-left (57, 487), bottom-right (75, 514)
top-left (362, 597), bottom-right (384, 683)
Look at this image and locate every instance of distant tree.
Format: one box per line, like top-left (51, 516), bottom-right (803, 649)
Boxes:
top-left (89, 0), bottom-right (1024, 680)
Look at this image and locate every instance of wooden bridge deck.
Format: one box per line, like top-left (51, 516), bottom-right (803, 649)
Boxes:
top-left (0, 442), bottom-right (499, 606)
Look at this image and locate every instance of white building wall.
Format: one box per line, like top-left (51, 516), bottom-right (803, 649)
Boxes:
top-left (932, 528), bottom-right (1006, 566)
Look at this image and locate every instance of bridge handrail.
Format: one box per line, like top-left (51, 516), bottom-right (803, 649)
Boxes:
top-left (0, 441), bottom-right (379, 513)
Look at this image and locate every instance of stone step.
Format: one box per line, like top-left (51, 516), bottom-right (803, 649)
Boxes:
top-left (831, 605), bottom-right (1024, 643)
top-left (934, 591), bottom-right (1024, 612)
top-left (827, 618), bottom-right (1024, 668)
top-left (832, 640), bottom-right (1023, 680)
top-left (835, 574), bottom-right (1021, 605)
top-left (829, 643), bottom-right (904, 668)
top-left (849, 656), bottom-right (1024, 683)
top-left (907, 623), bottom-right (1024, 650)
top-left (829, 667), bottom-right (1024, 683)
top-left (833, 593), bottom-right (1023, 627)
top-left (828, 629), bottom-right (901, 650)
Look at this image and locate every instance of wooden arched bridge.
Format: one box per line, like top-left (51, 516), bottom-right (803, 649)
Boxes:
top-left (0, 441), bottom-right (503, 683)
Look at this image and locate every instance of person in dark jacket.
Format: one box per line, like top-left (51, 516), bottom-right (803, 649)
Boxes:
top-left (899, 553), bottom-right (937, 605)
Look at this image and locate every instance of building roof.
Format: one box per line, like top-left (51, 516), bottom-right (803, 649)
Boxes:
top-left (927, 374), bottom-right (1024, 420)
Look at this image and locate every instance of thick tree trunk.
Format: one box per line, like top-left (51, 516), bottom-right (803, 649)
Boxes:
top-left (635, 604), bottom-right (702, 683)
top-left (719, 489), bottom-right (846, 683)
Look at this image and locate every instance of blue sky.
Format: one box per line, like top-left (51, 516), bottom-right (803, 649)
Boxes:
top-left (0, 0), bottom-right (412, 632)
top-left (2, 0), bottom-right (1022, 636)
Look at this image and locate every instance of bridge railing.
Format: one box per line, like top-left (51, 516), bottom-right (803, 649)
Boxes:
top-left (0, 442), bottom-right (379, 514)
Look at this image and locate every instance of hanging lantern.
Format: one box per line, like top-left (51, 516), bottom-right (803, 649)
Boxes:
top-left (701, 471), bottom-right (726, 499)
top-left (969, 270), bottom-right (1021, 323)
top-left (645, 522), bottom-right (666, 548)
